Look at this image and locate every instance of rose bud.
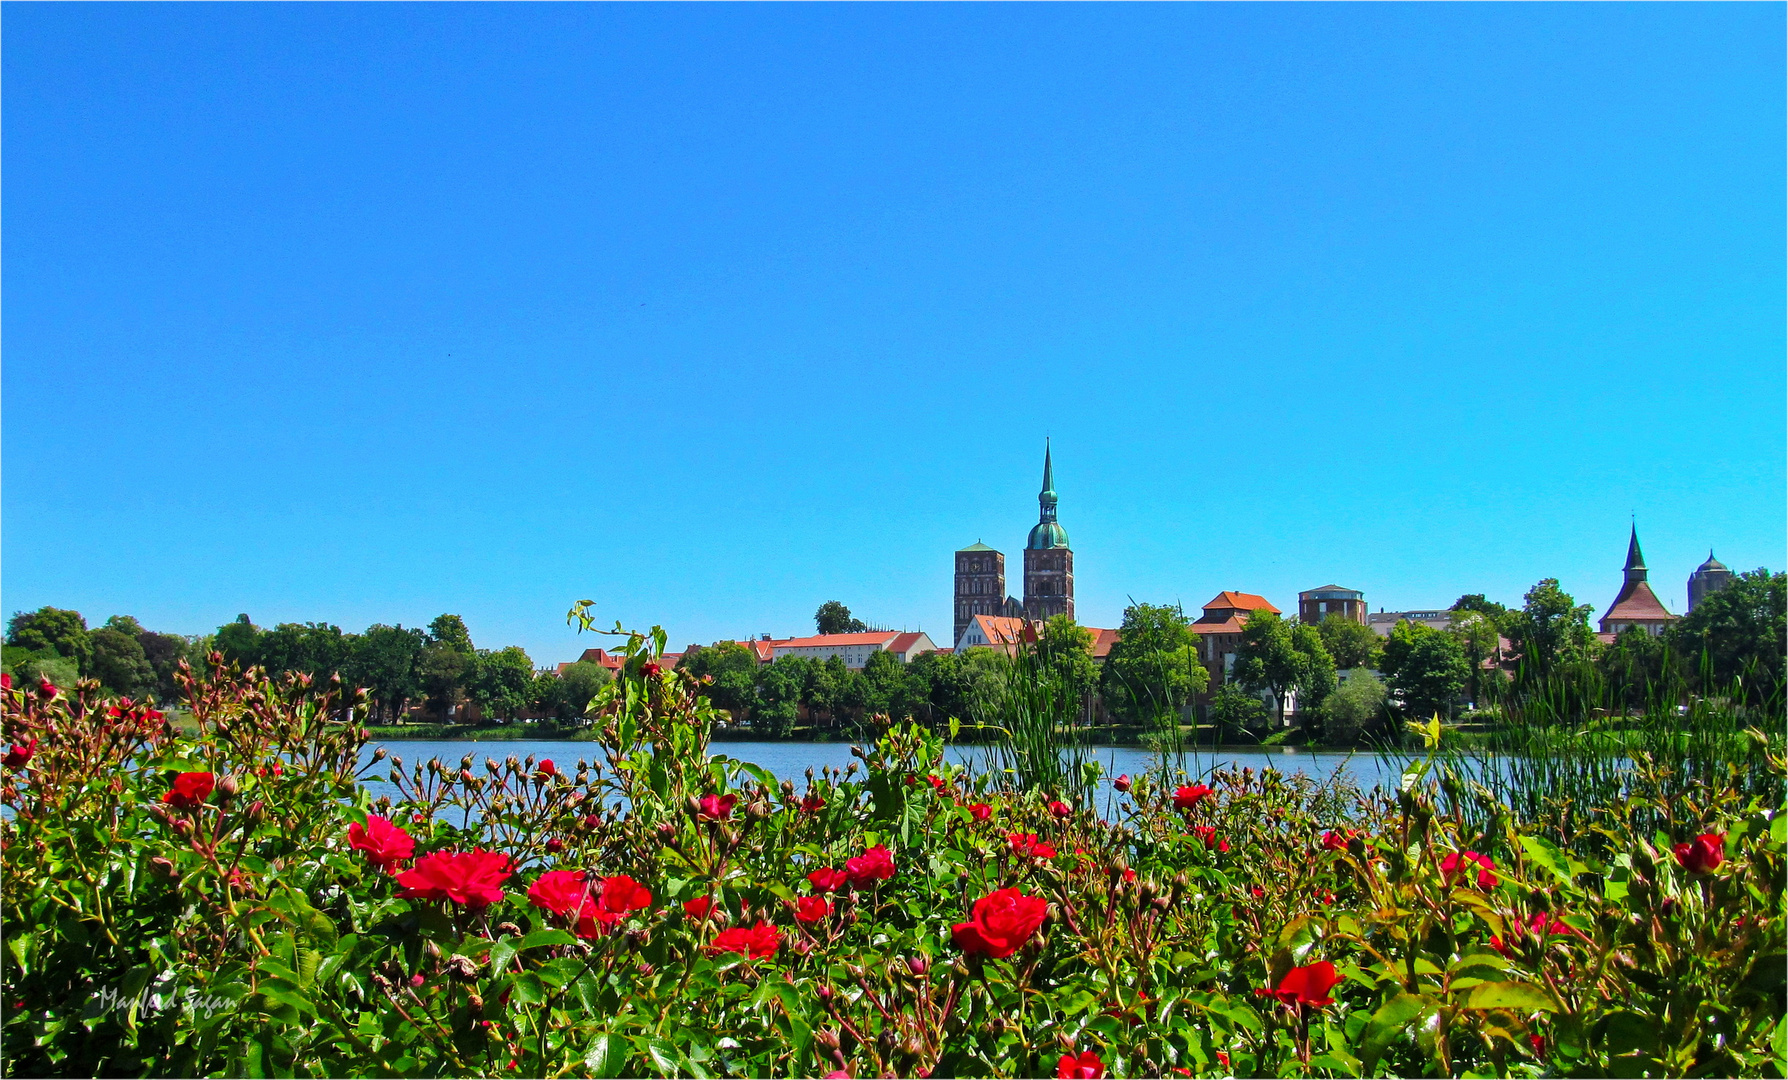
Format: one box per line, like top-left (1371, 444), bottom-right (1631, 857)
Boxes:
top-left (906, 956), bottom-right (928, 978)
top-left (371, 748), bottom-right (387, 762)
top-left (1113, 774), bottom-right (1131, 793)
top-left (216, 774), bottom-right (241, 801)
top-left (149, 856), bottom-right (178, 879)
top-left (461, 770), bottom-right (476, 784)
top-left (583, 814), bottom-right (601, 830)
top-left (815, 1028), bottom-right (841, 1054)
top-left (447, 955), bottom-right (481, 980)
top-left (545, 838), bottom-right (565, 855)
top-left (816, 984), bottom-right (836, 1004)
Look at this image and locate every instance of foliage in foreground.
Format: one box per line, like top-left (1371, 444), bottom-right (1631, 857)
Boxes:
top-left (2, 629), bottom-right (1784, 1079)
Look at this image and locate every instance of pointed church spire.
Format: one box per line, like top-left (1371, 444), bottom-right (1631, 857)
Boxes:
top-left (1624, 524), bottom-right (1647, 583)
top-left (1041, 438), bottom-right (1055, 499)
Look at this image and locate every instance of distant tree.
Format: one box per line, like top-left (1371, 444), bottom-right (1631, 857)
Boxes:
top-left (1502, 579), bottom-right (1595, 681)
top-left (1235, 610), bottom-right (1335, 728)
top-left (103, 615), bottom-right (147, 637)
top-left (814, 601), bottom-right (868, 635)
top-left (350, 624), bottom-right (428, 723)
top-left (416, 614), bottom-right (477, 720)
top-left (1317, 614), bottom-right (1382, 671)
top-left (900, 650), bottom-right (963, 727)
top-left (427, 614), bottom-right (475, 654)
top-left (467, 646), bottom-right (535, 723)
top-left (1451, 594), bottom-right (1509, 618)
top-left (1100, 603), bottom-right (1207, 726)
top-left (861, 649), bottom-right (909, 720)
top-left (959, 648), bottom-right (1014, 721)
top-left (556, 660), bottom-right (611, 722)
top-left (1036, 615), bottom-right (1099, 709)
top-left (90, 626), bottom-right (156, 699)
top-left (1208, 682), bottom-right (1270, 738)
top-left (7, 652), bottom-right (79, 691)
top-left (7, 607), bottom-right (92, 673)
top-left (1668, 569), bottom-right (1786, 706)
top-left (807, 656), bottom-right (853, 728)
top-left (1597, 626), bottom-right (1670, 711)
top-left (259, 622), bottom-right (352, 679)
top-left (214, 614), bottom-right (264, 669)
top-left (680, 641), bottom-right (760, 719)
top-left (754, 655), bottom-right (815, 737)
top-left (1290, 622), bottom-right (1338, 719)
top-left (1381, 620), bottom-right (1470, 719)
top-left (138, 631), bottom-right (194, 704)
top-left (1447, 609), bottom-right (1502, 707)
top-left (1321, 668), bottom-right (1389, 745)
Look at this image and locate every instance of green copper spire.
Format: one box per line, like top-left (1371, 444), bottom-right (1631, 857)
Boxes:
top-left (1027, 439), bottom-right (1069, 550)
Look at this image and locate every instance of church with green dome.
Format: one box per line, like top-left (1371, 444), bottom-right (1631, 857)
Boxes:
top-left (952, 442), bottom-right (1075, 647)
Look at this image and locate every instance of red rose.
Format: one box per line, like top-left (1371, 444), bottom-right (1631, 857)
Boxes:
top-left (1048, 800), bottom-right (1072, 819)
top-left (1490, 910), bottom-right (1574, 958)
top-left (1215, 1050), bottom-right (1230, 1069)
top-left (1254, 959), bottom-right (1342, 1007)
top-left (38, 679), bottom-right (59, 697)
top-left (1192, 825), bottom-right (1229, 852)
top-left (0, 673), bottom-right (10, 690)
top-left (967, 802), bottom-right (993, 822)
top-left (951, 887), bottom-right (1048, 960)
top-left (683, 895), bottom-right (714, 920)
top-left (1250, 885), bottom-right (1265, 899)
top-left (844, 844), bottom-right (895, 887)
top-left (162, 772), bottom-right (216, 810)
top-left (926, 775), bottom-right (947, 792)
top-left (794, 896), bottom-right (831, 924)
top-left (641, 662), bottom-right (662, 678)
top-left (395, 850), bottom-right (514, 907)
top-left (1440, 851), bottom-right (1497, 890)
top-left (1008, 833), bottom-right (1056, 859)
top-left (535, 759), bottom-right (557, 779)
top-left (1673, 833), bottom-right (1725, 874)
top-left (2, 739), bottom-right (37, 769)
top-left (348, 814), bottom-right (416, 871)
top-left (1057, 1051), bottom-right (1104, 1079)
top-left (1320, 830), bottom-right (1349, 851)
top-left (1113, 774), bottom-right (1131, 793)
top-left (697, 794), bottom-right (737, 821)
top-left (800, 793), bottom-right (825, 813)
top-left (807, 867), bottom-right (848, 893)
top-left (576, 874), bottom-right (652, 936)
top-left (527, 869), bottom-right (588, 917)
top-left (1173, 783), bottom-right (1213, 811)
top-left (708, 919), bottom-right (781, 960)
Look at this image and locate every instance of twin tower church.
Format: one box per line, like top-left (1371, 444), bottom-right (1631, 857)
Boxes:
top-left (953, 443), bottom-right (1074, 647)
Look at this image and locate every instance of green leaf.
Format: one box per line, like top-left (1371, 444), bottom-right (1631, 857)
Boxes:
top-left (1518, 835), bottom-right (1574, 885)
top-left (519, 928), bottom-right (577, 951)
top-left (1770, 813), bottom-right (1786, 845)
top-left (1360, 992), bottom-right (1433, 1075)
top-left (1464, 981), bottom-right (1560, 1013)
top-left (585, 1033), bottom-right (626, 1079)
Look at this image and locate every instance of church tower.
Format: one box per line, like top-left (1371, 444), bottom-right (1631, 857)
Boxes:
top-left (954, 542), bottom-right (1007, 647)
top-left (1022, 441), bottom-right (1074, 622)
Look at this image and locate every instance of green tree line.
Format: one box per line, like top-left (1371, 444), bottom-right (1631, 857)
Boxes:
top-left (2, 608), bottom-right (614, 726)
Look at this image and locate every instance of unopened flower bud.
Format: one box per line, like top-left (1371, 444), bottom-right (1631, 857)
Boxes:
top-left (815, 1027), bottom-right (841, 1053)
top-left (461, 769), bottom-right (476, 784)
top-left (150, 856), bottom-right (178, 879)
top-left (906, 956), bottom-right (928, 978)
top-left (446, 955), bottom-right (481, 980)
top-left (583, 813), bottom-right (600, 830)
top-left (424, 940), bottom-right (443, 962)
top-left (545, 837), bottom-right (564, 854)
top-left (746, 801), bottom-right (770, 821)
top-left (637, 961), bottom-right (655, 977)
top-left (216, 774), bottom-right (241, 801)
top-left (1113, 774), bottom-right (1131, 793)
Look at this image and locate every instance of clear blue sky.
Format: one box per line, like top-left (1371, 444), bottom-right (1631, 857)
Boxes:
top-left (4, 3), bottom-right (1782, 665)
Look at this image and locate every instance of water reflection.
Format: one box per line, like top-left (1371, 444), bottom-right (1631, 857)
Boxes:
top-left (360, 739), bottom-right (1398, 815)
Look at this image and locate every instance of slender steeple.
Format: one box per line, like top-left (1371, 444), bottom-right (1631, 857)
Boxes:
top-left (1038, 439), bottom-right (1058, 524)
top-left (1624, 524), bottom-right (1647, 583)
top-left (1022, 438), bottom-right (1074, 621)
top-left (1026, 440), bottom-right (1068, 549)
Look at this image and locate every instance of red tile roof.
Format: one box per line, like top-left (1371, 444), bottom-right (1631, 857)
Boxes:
top-left (1190, 617), bottom-right (1247, 636)
top-left (1202, 591), bottom-right (1280, 614)
top-left (970, 615), bottom-right (1035, 646)
top-left (1601, 580), bottom-right (1676, 625)
top-left (887, 632), bottom-right (928, 656)
top-left (1086, 627), bottom-right (1121, 659)
top-left (777, 632), bottom-right (900, 649)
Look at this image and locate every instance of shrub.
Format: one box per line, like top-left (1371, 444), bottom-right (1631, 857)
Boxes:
top-left (3, 620), bottom-right (1783, 1078)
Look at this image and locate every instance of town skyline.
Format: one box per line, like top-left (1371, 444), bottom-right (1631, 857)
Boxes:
top-left (4, 4), bottom-right (1780, 668)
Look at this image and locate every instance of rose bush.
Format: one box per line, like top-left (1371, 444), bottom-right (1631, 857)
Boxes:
top-left (2, 616), bottom-right (1783, 1077)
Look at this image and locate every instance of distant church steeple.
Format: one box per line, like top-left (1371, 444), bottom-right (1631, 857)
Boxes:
top-left (1023, 440), bottom-right (1074, 622)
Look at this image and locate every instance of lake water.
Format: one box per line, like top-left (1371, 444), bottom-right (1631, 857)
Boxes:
top-left (358, 739), bottom-right (1401, 812)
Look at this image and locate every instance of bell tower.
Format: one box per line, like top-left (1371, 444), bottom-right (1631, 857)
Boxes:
top-left (1022, 441), bottom-right (1074, 622)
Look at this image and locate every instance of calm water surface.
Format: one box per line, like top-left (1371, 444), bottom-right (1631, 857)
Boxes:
top-left (359, 739), bottom-right (1399, 810)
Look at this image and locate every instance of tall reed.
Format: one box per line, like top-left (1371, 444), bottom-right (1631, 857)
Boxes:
top-left (969, 642), bottom-right (1094, 801)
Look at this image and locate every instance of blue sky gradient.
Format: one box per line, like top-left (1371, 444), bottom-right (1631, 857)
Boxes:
top-left (4, 3), bottom-right (1783, 664)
